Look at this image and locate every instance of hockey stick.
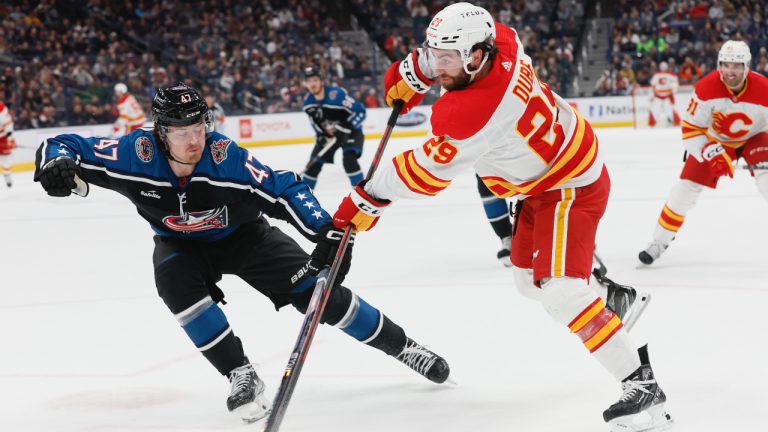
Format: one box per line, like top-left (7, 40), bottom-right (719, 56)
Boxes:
top-left (264, 100), bottom-right (404, 432)
top-left (736, 164), bottom-right (768, 171)
top-left (299, 135), bottom-right (337, 176)
top-left (592, 248), bottom-right (607, 277)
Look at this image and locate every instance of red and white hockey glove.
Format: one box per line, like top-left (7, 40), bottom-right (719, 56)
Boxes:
top-left (701, 142), bottom-right (734, 178)
top-left (384, 50), bottom-right (434, 114)
top-left (333, 181), bottom-right (391, 232)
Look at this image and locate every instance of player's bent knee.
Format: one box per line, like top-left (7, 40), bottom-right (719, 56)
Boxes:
top-left (539, 277), bottom-right (600, 326)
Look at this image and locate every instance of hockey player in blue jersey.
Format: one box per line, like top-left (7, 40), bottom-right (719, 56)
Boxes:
top-left (33, 83), bottom-right (449, 423)
top-left (301, 66), bottom-right (366, 189)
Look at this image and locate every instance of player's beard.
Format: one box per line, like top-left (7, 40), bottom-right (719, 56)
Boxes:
top-left (439, 69), bottom-right (473, 91)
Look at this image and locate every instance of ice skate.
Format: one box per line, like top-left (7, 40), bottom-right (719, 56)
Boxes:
top-left (638, 241), bottom-right (669, 266)
top-left (227, 363), bottom-right (271, 423)
top-left (3, 173), bottom-right (10, 188)
top-left (497, 236), bottom-right (512, 267)
top-left (593, 270), bottom-right (650, 331)
top-left (603, 345), bottom-right (673, 432)
top-left (396, 338), bottom-right (451, 384)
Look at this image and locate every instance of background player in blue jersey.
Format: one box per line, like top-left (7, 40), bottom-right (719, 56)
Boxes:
top-left (301, 66), bottom-right (366, 189)
top-left (33, 83), bottom-right (449, 423)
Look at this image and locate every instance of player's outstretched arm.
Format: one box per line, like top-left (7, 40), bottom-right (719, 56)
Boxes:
top-left (36, 156), bottom-right (79, 197)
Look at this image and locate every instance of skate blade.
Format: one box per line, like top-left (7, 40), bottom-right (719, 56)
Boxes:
top-left (234, 397), bottom-right (271, 424)
top-left (622, 292), bottom-right (651, 332)
top-left (608, 403), bottom-right (673, 432)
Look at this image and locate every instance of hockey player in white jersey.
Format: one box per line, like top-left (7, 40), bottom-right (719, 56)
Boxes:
top-left (330, 3), bottom-right (672, 431)
top-left (112, 82), bottom-right (147, 137)
top-left (0, 100), bottom-right (14, 187)
top-left (639, 40), bottom-right (768, 265)
top-left (648, 62), bottom-right (680, 127)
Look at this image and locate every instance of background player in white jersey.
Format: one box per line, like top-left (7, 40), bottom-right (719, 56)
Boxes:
top-left (639, 40), bottom-right (768, 265)
top-left (648, 62), bottom-right (680, 127)
top-left (112, 82), bottom-right (148, 137)
top-left (0, 100), bottom-right (14, 187)
top-left (330, 3), bottom-right (672, 431)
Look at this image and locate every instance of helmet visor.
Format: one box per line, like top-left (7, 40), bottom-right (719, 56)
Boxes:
top-left (424, 45), bottom-right (465, 71)
top-left (166, 121), bottom-right (206, 142)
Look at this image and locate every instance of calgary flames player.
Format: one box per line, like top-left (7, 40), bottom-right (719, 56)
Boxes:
top-left (648, 62), bottom-right (680, 127)
top-left (639, 40), bottom-right (768, 265)
top-left (0, 100), bottom-right (14, 188)
top-left (112, 82), bottom-right (147, 137)
top-left (331, 3), bottom-right (672, 431)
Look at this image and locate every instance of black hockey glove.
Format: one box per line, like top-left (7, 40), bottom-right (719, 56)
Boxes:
top-left (38, 156), bottom-right (78, 197)
top-left (308, 224), bottom-right (354, 284)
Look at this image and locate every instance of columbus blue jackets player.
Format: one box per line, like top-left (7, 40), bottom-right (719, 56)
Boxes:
top-left (301, 66), bottom-right (366, 189)
top-left (33, 83), bottom-right (449, 423)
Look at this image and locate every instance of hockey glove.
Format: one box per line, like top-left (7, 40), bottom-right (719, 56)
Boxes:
top-left (384, 50), bottom-right (434, 114)
top-left (309, 224), bottom-right (355, 284)
top-left (333, 181), bottom-right (390, 232)
top-left (701, 142), bottom-right (734, 178)
top-left (38, 156), bottom-right (78, 197)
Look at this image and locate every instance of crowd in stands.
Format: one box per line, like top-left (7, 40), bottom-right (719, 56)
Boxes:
top-left (353, 0), bottom-right (585, 103)
top-left (0, 0), bottom-right (383, 130)
top-left (597, 0), bottom-right (768, 96)
top-left (6, 1), bottom-right (767, 130)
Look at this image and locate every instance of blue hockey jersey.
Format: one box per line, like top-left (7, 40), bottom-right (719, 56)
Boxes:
top-left (303, 85), bottom-right (366, 134)
top-left (34, 128), bottom-right (332, 241)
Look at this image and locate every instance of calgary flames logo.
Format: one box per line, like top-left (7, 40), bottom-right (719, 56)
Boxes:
top-left (712, 112), bottom-right (752, 139)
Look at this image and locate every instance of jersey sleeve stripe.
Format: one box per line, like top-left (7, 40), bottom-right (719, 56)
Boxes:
top-left (393, 150), bottom-right (451, 196)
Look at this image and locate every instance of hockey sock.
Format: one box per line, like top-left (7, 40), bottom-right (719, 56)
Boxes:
top-left (343, 152), bottom-right (363, 186)
top-left (477, 176), bottom-right (512, 238)
top-left (653, 179), bottom-right (703, 243)
top-left (175, 296), bottom-right (244, 376)
top-left (541, 277), bottom-right (640, 381)
top-left (333, 292), bottom-right (406, 356)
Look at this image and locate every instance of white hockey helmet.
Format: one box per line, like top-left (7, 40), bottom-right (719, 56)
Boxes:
top-left (424, 2), bottom-right (496, 76)
top-left (718, 40), bottom-right (751, 87)
top-left (114, 82), bottom-right (128, 95)
top-left (659, 61), bottom-right (669, 72)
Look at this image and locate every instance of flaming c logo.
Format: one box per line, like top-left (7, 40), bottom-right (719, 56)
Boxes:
top-left (712, 112), bottom-right (752, 139)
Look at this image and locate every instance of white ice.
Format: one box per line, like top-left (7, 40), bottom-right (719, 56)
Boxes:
top-left (1, 127), bottom-right (766, 432)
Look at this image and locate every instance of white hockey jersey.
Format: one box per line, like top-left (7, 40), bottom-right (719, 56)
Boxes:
top-left (650, 72), bottom-right (679, 99)
top-left (366, 23), bottom-right (602, 201)
top-left (0, 102), bottom-right (14, 155)
top-left (0, 102), bottom-right (12, 138)
top-left (681, 70), bottom-right (768, 160)
top-left (113, 93), bottom-right (147, 136)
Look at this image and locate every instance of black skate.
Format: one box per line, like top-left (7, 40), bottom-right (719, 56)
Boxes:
top-left (497, 236), bottom-right (512, 267)
top-left (396, 338), bottom-right (451, 384)
top-left (593, 269), bottom-right (650, 331)
top-left (3, 174), bottom-right (10, 188)
top-left (603, 345), bottom-right (673, 432)
top-left (227, 363), bottom-right (271, 423)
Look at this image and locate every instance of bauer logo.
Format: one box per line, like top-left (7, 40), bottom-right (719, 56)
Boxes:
top-left (134, 136), bottom-right (154, 162)
top-left (396, 111), bottom-right (427, 127)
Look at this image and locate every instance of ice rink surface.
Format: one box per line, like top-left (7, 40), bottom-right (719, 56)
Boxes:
top-left (1, 127), bottom-right (766, 432)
